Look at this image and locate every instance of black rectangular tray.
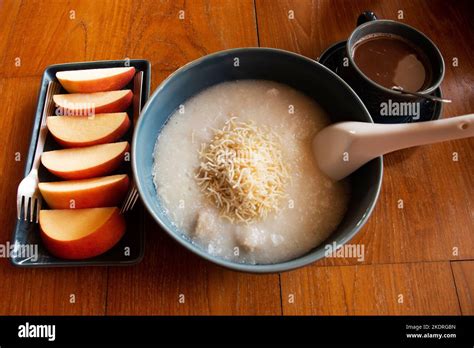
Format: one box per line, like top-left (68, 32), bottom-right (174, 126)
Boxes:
top-left (11, 59), bottom-right (151, 267)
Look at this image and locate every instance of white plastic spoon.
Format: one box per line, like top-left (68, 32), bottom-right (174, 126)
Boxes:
top-left (313, 114), bottom-right (474, 181)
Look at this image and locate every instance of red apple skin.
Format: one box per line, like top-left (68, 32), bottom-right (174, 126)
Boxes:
top-left (39, 175), bottom-right (129, 209)
top-left (94, 90), bottom-right (133, 114)
top-left (40, 209), bottom-right (126, 259)
top-left (58, 67), bottom-right (136, 93)
top-left (50, 114), bottom-right (131, 148)
top-left (55, 90), bottom-right (133, 115)
top-left (44, 143), bottom-right (130, 180)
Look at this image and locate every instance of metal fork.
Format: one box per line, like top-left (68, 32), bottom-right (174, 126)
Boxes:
top-left (17, 81), bottom-right (61, 222)
top-left (121, 71), bottom-right (144, 214)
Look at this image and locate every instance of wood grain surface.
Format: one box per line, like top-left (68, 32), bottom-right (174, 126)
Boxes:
top-left (281, 262), bottom-right (461, 315)
top-left (452, 261), bottom-right (474, 315)
top-left (0, 0), bottom-right (472, 315)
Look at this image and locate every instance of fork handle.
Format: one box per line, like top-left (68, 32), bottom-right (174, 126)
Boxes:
top-left (31, 82), bottom-right (52, 171)
top-left (32, 122), bottom-right (48, 171)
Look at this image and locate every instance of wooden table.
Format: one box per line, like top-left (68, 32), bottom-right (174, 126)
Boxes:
top-left (0, 0), bottom-right (472, 315)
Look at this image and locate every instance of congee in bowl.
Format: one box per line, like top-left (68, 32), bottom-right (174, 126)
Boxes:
top-left (153, 80), bottom-right (350, 264)
top-left (132, 48), bottom-right (382, 273)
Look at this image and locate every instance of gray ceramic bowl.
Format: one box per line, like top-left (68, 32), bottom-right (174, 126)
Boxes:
top-left (132, 48), bottom-right (383, 273)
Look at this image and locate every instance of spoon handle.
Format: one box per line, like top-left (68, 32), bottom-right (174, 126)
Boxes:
top-left (356, 114), bottom-right (474, 156)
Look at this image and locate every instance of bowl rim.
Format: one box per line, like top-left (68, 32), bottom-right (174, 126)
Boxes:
top-left (132, 47), bottom-right (383, 273)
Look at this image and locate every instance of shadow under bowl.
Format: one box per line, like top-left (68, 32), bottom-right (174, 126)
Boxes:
top-left (132, 48), bottom-right (383, 273)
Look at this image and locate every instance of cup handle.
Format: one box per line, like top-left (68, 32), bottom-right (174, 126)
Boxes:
top-left (357, 11), bottom-right (378, 26)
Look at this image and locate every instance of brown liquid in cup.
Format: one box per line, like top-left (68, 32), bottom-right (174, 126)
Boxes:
top-left (353, 34), bottom-right (431, 92)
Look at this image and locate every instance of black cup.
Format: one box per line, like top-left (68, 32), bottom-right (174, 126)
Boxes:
top-left (341, 12), bottom-right (445, 123)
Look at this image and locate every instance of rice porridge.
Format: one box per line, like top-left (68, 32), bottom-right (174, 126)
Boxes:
top-left (153, 80), bottom-right (350, 264)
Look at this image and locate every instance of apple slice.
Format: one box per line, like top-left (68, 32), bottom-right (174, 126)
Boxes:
top-left (39, 174), bottom-right (129, 209)
top-left (40, 207), bottom-right (126, 259)
top-left (41, 142), bottom-right (129, 179)
top-left (53, 90), bottom-right (133, 115)
top-left (47, 113), bottom-right (130, 147)
top-left (56, 67), bottom-right (135, 93)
